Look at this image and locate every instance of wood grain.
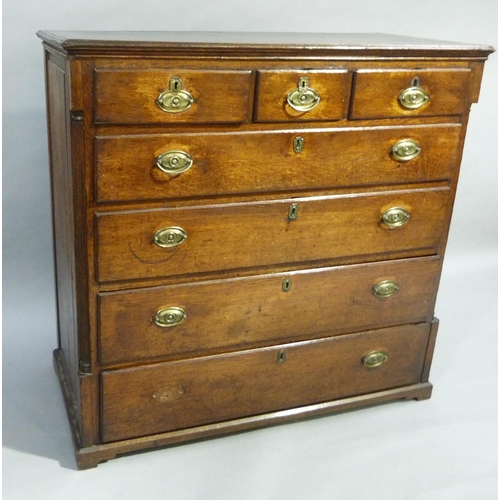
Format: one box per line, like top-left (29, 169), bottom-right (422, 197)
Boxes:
top-left (96, 124), bottom-right (461, 203)
top-left (96, 187), bottom-right (450, 283)
top-left (351, 68), bottom-right (472, 119)
top-left (101, 323), bottom-right (430, 442)
top-left (255, 69), bottom-right (349, 122)
top-left (94, 69), bottom-right (254, 124)
top-left (98, 256), bottom-right (440, 365)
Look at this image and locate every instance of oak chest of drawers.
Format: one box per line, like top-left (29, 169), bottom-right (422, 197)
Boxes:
top-left (37, 31), bottom-right (493, 469)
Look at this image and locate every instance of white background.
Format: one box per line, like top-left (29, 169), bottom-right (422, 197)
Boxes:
top-left (3, 1), bottom-right (497, 498)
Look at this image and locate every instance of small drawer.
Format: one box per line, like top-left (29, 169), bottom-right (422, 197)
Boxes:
top-left (255, 69), bottom-right (349, 122)
top-left (94, 69), bottom-right (254, 124)
top-left (101, 322), bottom-right (431, 442)
top-left (98, 256), bottom-right (440, 365)
top-left (96, 188), bottom-right (449, 283)
top-left (350, 68), bottom-right (472, 119)
top-left (95, 124), bottom-right (461, 202)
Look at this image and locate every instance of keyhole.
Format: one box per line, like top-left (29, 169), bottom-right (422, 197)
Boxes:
top-left (174, 81), bottom-right (179, 90)
top-left (277, 349), bottom-right (287, 363)
top-left (411, 76), bottom-right (421, 87)
top-left (282, 278), bottom-right (292, 292)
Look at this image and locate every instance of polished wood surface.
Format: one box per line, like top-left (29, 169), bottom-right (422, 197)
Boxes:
top-left (101, 323), bottom-right (431, 442)
top-left (96, 188), bottom-right (449, 282)
top-left (39, 30), bottom-right (492, 468)
top-left (37, 31), bottom-right (494, 59)
top-left (95, 69), bottom-right (254, 124)
top-left (96, 124), bottom-right (461, 202)
top-left (255, 69), bottom-right (349, 122)
top-left (98, 256), bottom-right (440, 365)
top-left (351, 68), bottom-right (472, 119)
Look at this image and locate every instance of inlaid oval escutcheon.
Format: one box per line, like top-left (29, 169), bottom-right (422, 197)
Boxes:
top-left (287, 76), bottom-right (321, 112)
top-left (152, 385), bottom-right (185, 403)
top-left (398, 86), bottom-right (430, 110)
top-left (381, 207), bottom-right (410, 229)
top-left (362, 350), bottom-right (389, 369)
top-left (153, 226), bottom-right (187, 248)
top-left (391, 139), bottom-right (421, 162)
top-left (156, 76), bottom-right (194, 114)
top-left (156, 150), bottom-right (193, 174)
top-left (154, 306), bottom-right (186, 328)
top-left (372, 280), bottom-right (399, 298)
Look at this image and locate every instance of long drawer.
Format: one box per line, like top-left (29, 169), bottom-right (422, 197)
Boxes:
top-left (99, 256), bottom-right (440, 365)
top-left (96, 188), bottom-right (449, 282)
top-left (95, 125), bottom-right (461, 202)
top-left (101, 322), bottom-right (431, 442)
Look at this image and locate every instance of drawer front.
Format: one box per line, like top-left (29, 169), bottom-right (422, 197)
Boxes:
top-left (101, 323), bottom-right (430, 442)
top-left (96, 125), bottom-right (461, 202)
top-left (96, 188), bottom-right (449, 283)
top-left (94, 69), bottom-right (254, 124)
top-left (351, 68), bottom-right (472, 119)
top-left (99, 256), bottom-right (440, 365)
top-left (256, 69), bottom-right (349, 122)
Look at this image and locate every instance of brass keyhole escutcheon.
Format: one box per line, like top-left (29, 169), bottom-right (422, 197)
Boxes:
top-left (282, 278), bottom-right (292, 292)
top-left (277, 349), bottom-right (287, 363)
top-left (288, 203), bottom-right (299, 221)
top-left (293, 136), bottom-right (305, 153)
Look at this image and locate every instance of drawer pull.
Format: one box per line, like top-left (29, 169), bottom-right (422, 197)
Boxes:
top-left (391, 139), bottom-right (421, 162)
top-left (156, 150), bottom-right (193, 174)
top-left (362, 350), bottom-right (389, 368)
top-left (287, 76), bottom-right (321, 112)
top-left (372, 280), bottom-right (399, 298)
top-left (156, 76), bottom-right (193, 114)
top-left (153, 226), bottom-right (187, 248)
top-left (398, 77), bottom-right (429, 110)
top-left (381, 207), bottom-right (410, 229)
top-left (154, 306), bottom-right (186, 328)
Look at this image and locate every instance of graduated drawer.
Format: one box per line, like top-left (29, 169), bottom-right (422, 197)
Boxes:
top-left (255, 69), bottom-right (349, 122)
top-left (99, 256), bottom-right (440, 365)
top-left (95, 125), bottom-right (461, 202)
top-left (350, 68), bottom-right (472, 119)
top-left (96, 188), bottom-right (449, 283)
top-left (94, 69), bottom-right (254, 124)
top-left (101, 322), bottom-right (431, 442)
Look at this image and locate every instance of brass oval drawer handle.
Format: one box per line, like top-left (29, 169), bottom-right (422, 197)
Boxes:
top-left (156, 150), bottom-right (193, 174)
top-left (382, 207), bottom-right (410, 229)
top-left (156, 76), bottom-right (193, 114)
top-left (154, 307), bottom-right (186, 328)
top-left (153, 226), bottom-right (187, 248)
top-left (362, 350), bottom-right (389, 368)
top-left (287, 76), bottom-right (321, 112)
top-left (398, 85), bottom-right (429, 110)
top-left (391, 139), bottom-right (421, 162)
top-left (373, 280), bottom-right (399, 298)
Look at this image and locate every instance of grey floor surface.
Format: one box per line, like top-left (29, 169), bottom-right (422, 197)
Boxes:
top-left (3, 250), bottom-right (497, 499)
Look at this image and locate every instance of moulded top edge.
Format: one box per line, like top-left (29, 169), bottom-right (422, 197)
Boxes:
top-left (36, 31), bottom-right (495, 58)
